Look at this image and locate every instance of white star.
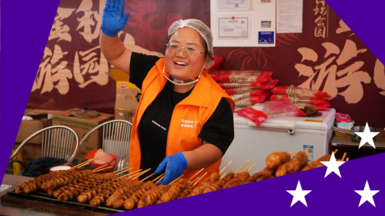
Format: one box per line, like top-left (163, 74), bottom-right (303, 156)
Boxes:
top-left (355, 122), bottom-right (379, 149)
top-left (355, 181), bottom-right (380, 207)
top-left (287, 181), bottom-right (311, 207)
top-left (321, 152), bottom-right (345, 178)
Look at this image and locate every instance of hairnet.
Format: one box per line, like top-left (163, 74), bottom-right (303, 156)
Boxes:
top-left (168, 19), bottom-right (214, 69)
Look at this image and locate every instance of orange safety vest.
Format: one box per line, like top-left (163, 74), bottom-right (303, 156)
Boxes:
top-left (129, 58), bottom-right (235, 182)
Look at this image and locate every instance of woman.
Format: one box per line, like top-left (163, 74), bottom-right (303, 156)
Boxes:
top-left (100, 0), bottom-right (235, 185)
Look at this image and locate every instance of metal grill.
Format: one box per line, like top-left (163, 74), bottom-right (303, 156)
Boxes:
top-left (1, 190), bottom-right (124, 215)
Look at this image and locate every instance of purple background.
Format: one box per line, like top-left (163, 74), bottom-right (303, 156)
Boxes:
top-left (1, 0), bottom-right (385, 215)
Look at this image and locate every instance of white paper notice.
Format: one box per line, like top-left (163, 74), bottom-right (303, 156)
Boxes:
top-left (218, 0), bottom-right (250, 11)
top-left (277, 0), bottom-right (303, 33)
top-left (218, 17), bottom-right (249, 38)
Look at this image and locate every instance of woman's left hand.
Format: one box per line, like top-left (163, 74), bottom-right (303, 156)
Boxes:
top-left (155, 152), bottom-right (187, 185)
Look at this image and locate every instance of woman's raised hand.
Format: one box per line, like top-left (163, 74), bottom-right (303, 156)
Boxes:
top-left (101, 0), bottom-right (129, 37)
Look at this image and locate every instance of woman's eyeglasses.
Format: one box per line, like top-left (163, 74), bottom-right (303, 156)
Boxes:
top-left (166, 43), bottom-right (205, 58)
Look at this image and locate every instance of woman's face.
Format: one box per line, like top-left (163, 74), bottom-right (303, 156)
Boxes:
top-left (165, 27), bottom-right (208, 83)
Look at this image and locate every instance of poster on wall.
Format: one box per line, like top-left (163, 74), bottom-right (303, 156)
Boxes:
top-left (211, 0), bottom-right (276, 47)
top-left (277, 0), bottom-right (303, 33)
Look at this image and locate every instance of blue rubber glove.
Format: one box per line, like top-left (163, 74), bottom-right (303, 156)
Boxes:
top-left (101, 0), bottom-right (129, 37)
top-left (155, 152), bottom-right (188, 185)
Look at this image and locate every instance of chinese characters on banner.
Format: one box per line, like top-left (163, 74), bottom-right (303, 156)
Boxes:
top-left (314, 0), bottom-right (328, 38)
top-left (33, 0), bottom-right (108, 95)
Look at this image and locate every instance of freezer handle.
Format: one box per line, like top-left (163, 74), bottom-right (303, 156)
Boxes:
top-left (248, 121), bottom-right (296, 135)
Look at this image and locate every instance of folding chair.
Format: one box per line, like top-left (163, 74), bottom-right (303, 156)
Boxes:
top-left (9, 125), bottom-right (79, 174)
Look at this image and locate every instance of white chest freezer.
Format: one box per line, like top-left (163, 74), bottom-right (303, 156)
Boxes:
top-left (220, 108), bottom-right (336, 173)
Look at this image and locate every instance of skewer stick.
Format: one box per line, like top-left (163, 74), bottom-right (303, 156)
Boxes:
top-left (115, 168), bottom-right (133, 176)
top-left (346, 157), bottom-right (349, 161)
top-left (121, 169), bottom-right (142, 178)
top-left (340, 152), bottom-right (347, 161)
top-left (333, 149), bottom-right (338, 154)
top-left (93, 166), bottom-right (113, 173)
top-left (75, 158), bottom-right (97, 169)
top-left (113, 167), bottom-right (131, 174)
top-left (152, 173), bottom-right (165, 182)
top-left (189, 177), bottom-right (199, 185)
top-left (155, 175), bottom-right (165, 184)
top-left (72, 158), bottom-right (96, 168)
top-left (289, 151), bottom-right (296, 155)
top-left (247, 164), bottom-right (256, 172)
top-left (129, 170), bottom-right (147, 180)
top-left (220, 173), bottom-right (228, 180)
top-left (193, 172), bottom-right (208, 186)
top-left (141, 173), bottom-right (155, 182)
top-left (131, 168), bottom-right (151, 180)
top-left (92, 164), bottom-right (109, 172)
top-left (188, 168), bottom-right (204, 182)
top-left (219, 161), bottom-right (233, 174)
top-left (189, 175), bottom-right (202, 185)
top-left (234, 159), bottom-right (251, 175)
top-left (304, 145), bottom-right (310, 153)
top-left (169, 175), bottom-right (184, 185)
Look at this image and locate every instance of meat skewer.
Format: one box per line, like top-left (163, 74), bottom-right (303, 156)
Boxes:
top-left (276, 148), bottom-right (309, 177)
top-left (107, 173), bottom-right (155, 208)
top-left (266, 151), bottom-right (295, 169)
top-left (245, 172), bottom-right (262, 184)
top-left (158, 178), bottom-right (188, 204)
top-left (89, 168), bottom-right (151, 207)
top-left (203, 172), bottom-right (235, 193)
top-left (123, 174), bottom-right (165, 210)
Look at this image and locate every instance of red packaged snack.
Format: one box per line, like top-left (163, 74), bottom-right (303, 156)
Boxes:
top-left (218, 70), bottom-right (273, 83)
top-left (235, 91), bottom-right (270, 107)
top-left (271, 94), bottom-right (330, 106)
top-left (224, 87), bottom-right (263, 95)
top-left (230, 89), bottom-right (266, 100)
top-left (209, 70), bottom-right (227, 82)
top-left (206, 56), bottom-right (224, 73)
top-left (218, 81), bottom-right (262, 88)
top-left (270, 94), bottom-right (290, 101)
top-left (296, 108), bottom-right (306, 117)
top-left (309, 97), bottom-right (330, 105)
top-left (292, 103), bottom-right (328, 111)
top-left (236, 107), bottom-right (268, 127)
top-left (261, 79), bottom-right (278, 90)
top-left (271, 86), bottom-right (330, 98)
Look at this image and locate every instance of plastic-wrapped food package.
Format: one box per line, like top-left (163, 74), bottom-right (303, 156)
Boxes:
top-left (292, 102), bottom-right (328, 111)
top-left (208, 70), bottom-right (227, 82)
top-left (270, 94), bottom-right (330, 106)
top-left (206, 56), bottom-right (224, 73)
top-left (225, 88), bottom-right (265, 95)
top-left (251, 101), bottom-right (298, 118)
top-left (234, 91), bottom-right (270, 107)
top-left (236, 101), bottom-right (298, 126)
top-left (236, 107), bottom-right (268, 127)
top-left (218, 70), bottom-right (273, 83)
top-left (271, 86), bottom-right (330, 98)
top-left (230, 90), bottom-right (268, 100)
top-left (219, 79), bottom-right (278, 90)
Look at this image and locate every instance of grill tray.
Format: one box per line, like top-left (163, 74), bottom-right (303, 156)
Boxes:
top-left (1, 190), bottom-right (125, 216)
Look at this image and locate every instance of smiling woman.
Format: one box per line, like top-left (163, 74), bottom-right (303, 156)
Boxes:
top-left (100, 0), bottom-right (235, 185)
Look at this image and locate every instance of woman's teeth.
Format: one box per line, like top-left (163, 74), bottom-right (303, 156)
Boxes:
top-left (174, 61), bottom-right (187, 66)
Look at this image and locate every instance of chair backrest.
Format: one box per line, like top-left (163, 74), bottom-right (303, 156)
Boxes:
top-left (10, 125), bottom-right (79, 166)
top-left (79, 120), bottom-right (132, 171)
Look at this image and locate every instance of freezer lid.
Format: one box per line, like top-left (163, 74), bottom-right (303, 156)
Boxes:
top-left (234, 108), bottom-right (336, 131)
